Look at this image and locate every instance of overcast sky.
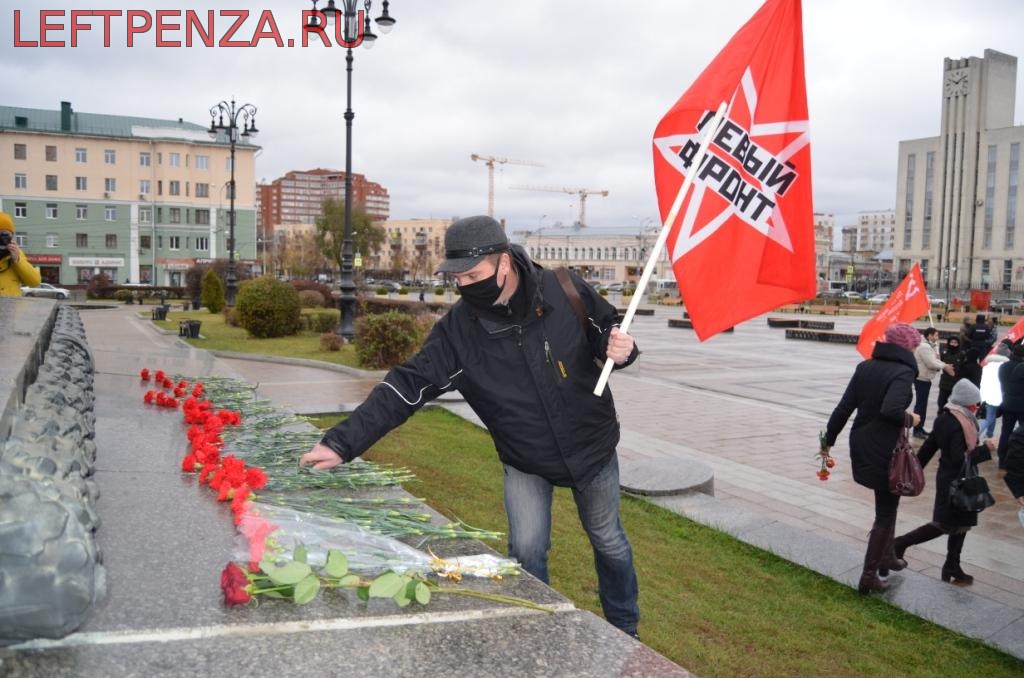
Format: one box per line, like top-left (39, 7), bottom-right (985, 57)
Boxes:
top-left (5, 0), bottom-right (1024, 235)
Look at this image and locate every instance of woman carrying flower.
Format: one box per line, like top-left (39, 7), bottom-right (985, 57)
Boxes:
top-left (822, 323), bottom-right (921, 594)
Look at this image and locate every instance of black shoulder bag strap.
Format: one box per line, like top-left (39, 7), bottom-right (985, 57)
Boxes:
top-left (554, 267), bottom-right (588, 334)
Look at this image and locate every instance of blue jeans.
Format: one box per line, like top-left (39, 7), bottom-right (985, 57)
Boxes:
top-left (982, 402), bottom-right (998, 438)
top-left (502, 456), bottom-right (639, 633)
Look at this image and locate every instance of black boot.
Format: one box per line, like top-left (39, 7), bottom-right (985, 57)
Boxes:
top-left (893, 523), bottom-right (945, 564)
top-left (858, 527), bottom-right (890, 594)
top-left (941, 532), bottom-right (974, 585)
top-left (877, 525), bottom-right (906, 578)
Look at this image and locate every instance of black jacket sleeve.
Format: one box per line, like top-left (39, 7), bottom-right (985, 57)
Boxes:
top-left (319, 321), bottom-right (459, 461)
top-left (572, 271), bottom-right (639, 369)
top-left (1005, 425), bottom-right (1024, 498)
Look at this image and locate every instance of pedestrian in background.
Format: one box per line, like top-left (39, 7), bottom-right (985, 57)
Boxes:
top-left (0, 211), bottom-right (41, 297)
top-left (997, 344), bottom-right (1024, 469)
top-left (936, 335), bottom-right (963, 411)
top-left (894, 379), bottom-right (996, 586)
top-left (913, 327), bottom-right (953, 439)
top-left (824, 322), bottom-right (921, 594)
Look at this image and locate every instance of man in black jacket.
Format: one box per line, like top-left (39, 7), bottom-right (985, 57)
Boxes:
top-left (301, 215), bottom-right (641, 636)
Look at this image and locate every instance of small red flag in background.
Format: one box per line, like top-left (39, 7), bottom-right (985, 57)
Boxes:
top-left (986, 317), bottom-right (1024, 362)
top-left (856, 263), bottom-right (931, 359)
top-left (653, 0), bottom-right (816, 341)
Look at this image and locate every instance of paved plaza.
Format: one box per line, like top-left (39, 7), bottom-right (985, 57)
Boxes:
top-left (8, 299), bottom-right (1020, 674)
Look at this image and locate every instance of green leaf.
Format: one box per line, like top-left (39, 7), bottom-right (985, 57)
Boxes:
top-left (265, 560), bottom-right (313, 586)
top-left (392, 589), bottom-right (412, 607)
top-left (414, 582), bottom-right (431, 605)
top-left (368, 571), bottom-right (406, 598)
top-left (357, 586), bottom-right (370, 602)
top-left (293, 574), bottom-right (320, 605)
top-left (262, 590), bottom-right (287, 599)
top-left (294, 544), bottom-right (308, 564)
top-left (339, 574), bottom-right (361, 587)
top-left (324, 550), bottom-right (348, 578)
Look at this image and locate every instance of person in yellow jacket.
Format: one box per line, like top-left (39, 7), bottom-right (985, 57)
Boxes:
top-left (0, 211), bottom-right (42, 296)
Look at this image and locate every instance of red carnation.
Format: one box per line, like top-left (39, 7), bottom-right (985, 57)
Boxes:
top-left (220, 562), bottom-right (252, 606)
top-left (245, 467), bottom-right (269, 490)
top-left (154, 370), bottom-right (166, 381)
top-left (144, 390), bottom-right (156, 404)
top-left (140, 368), bottom-right (151, 381)
top-left (181, 454), bottom-right (198, 472)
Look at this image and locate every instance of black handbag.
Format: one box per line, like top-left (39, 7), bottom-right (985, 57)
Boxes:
top-left (949, 452), bottom-right (995, 512)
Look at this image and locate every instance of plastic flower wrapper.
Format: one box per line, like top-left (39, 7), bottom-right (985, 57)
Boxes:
top-left (236, 502), bottom-right (520, 579)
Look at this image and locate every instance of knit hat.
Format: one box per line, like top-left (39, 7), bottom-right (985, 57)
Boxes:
top-left (950, 378), bottom-right (982, 407)
top-left (884, 323), bottom-right (922, 352)
top-left (0, 211), bottom-right (13, 233)
top-left (435, 216), bottom-right (509, 274)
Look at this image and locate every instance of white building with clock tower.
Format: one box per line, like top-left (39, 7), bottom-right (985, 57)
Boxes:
top-left (895, 49), bottom-right (1023, 297)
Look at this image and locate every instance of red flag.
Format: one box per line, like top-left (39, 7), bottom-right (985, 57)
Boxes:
top-left (985, 317), bottom-right (1024, 363)
top-left (856, 263), bottom-right (931, 359)
top-left (652, 0), bottom-right (815, 341)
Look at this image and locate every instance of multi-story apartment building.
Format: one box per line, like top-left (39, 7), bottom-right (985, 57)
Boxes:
top-left (257, 168), bottom-right (390, 240)
top-left (895, 49), bottom-right (1024, 293)
top-left (814, 212), bottom-right (835, 284)
top-left (841, 210), bottom-right (896, 254)
top-left (373, 218), bottom-right (449, 281)
top-left (0, 101), bottom-right (258, 287)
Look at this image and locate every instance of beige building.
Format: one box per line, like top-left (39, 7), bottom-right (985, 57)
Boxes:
top-left (814, 212), bottom-right (835, 284)
top-left (512, 226), bottom-right (672, 287)
top-left (841, 210), bottom-right (896, 254)
top-left (0, 101), bottom-right (258, 286)
top-left (895, 49), bottom-right (1024, 295)
top-left (374, 218), bottom-right (450, 281)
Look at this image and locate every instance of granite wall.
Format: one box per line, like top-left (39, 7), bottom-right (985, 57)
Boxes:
top-left (0, 299), bottom-right (105, 643)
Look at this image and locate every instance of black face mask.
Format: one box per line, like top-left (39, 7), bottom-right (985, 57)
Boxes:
top-left (458, 269), bottom-right (506, 310)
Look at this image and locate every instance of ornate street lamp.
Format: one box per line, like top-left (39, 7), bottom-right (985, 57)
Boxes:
top-left (308, 0), bottom-right (395, 340)
top-left (208, 98), bottom-right (258, 306)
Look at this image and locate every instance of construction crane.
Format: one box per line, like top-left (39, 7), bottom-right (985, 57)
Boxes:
top-left (470, 154), bottom-right (543, 218)
top-left (510, 185), bottom-right (609, 228)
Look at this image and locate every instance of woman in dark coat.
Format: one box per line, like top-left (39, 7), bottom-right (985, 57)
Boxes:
top-left (824, 323), bottom-right (921, 594)
top-left (894, 379), bottom-right (995, 585)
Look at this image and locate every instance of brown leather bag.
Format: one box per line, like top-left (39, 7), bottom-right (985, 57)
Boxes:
top-left (889, 426), bottom-right (925, 496)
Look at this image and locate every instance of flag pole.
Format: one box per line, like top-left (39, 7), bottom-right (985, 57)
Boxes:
top-left (593, 101), bottom-right (729, 396)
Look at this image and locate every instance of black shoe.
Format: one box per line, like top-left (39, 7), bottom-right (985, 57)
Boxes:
top-left (912, 429), bottom-right (928, 440)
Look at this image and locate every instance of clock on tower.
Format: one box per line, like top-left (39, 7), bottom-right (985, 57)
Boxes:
top-left (944, 68), bottom-right (969, 97)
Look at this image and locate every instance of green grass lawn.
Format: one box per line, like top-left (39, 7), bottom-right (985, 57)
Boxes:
top-left (150, 308), bottom-right (362, 368)
top-left (307, 409), bottom-right (1024, 678)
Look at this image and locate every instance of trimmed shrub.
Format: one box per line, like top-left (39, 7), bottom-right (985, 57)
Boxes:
top-left (434, 286), bottom-right (444, 295)
top-left (298, 289), bottom-right (326, 308)
top-left (114, 289), bottom-right (133, 302)
top-left (598, 288), bottom-right (609, 297)
top-left (308, 309), bottom-right (340, 333)
top-left (355, 311), bottom-right (425, 369)
top-left (235, 276), bottom-right (301, 338)
top-left (201, 268), bottom-right (226, 314)
top-left (86, 273), bottom-right (114, 300)
top-left (375, 286), bottom-right (390, 296)
top-left (290, 280), bottom-right (334, 307)
top-left (222, 306), bottom-right (240, 327)
top-left (320, 332), bottom-right (344, 352)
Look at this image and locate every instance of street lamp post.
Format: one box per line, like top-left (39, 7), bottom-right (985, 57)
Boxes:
top-left (312, 0), bottom-right (396, 340)
top-left (208, 98), bottom-right (258, 306)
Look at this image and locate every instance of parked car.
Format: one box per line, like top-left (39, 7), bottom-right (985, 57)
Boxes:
top-left (378, 281), bottom-right (403, 293)
top-left (843, 291), bottom-right (864, 300)
top-left (992, 298), bottom-right (1024, 313)
top-left (819, 289), bottom-right (845, 299)
top-left (867, 293), bottom-right (889, 304)
top-left (927, 295), bottom-right (947, 306)
top-left (21, 282), bottom-right (70, 300)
